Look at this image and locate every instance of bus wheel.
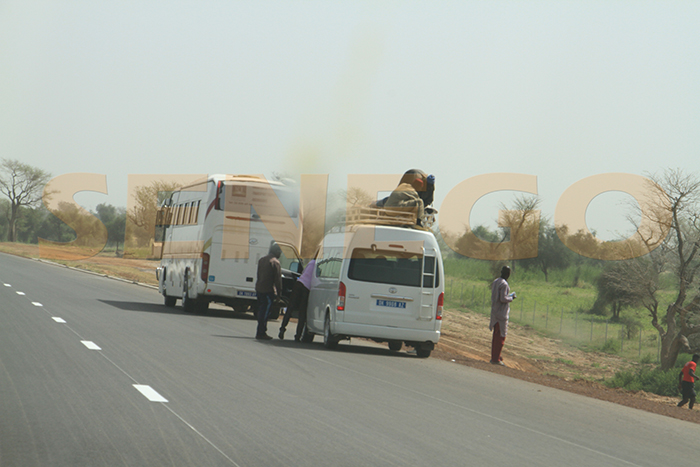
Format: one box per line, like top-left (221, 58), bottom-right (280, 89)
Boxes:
top-left (182, 270), bottom-right (195, 313)
top-left (416, 349), bottom-right (431, 358)
top-left (164, 295), bottom-right (177, 307)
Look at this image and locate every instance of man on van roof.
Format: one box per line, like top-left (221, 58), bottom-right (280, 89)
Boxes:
top-left (255, 243), bottom-right (283, 340)
top-left (382, 169), bottom-right (434, 225)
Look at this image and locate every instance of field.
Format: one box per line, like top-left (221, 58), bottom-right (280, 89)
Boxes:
top-left (443, 257), bottom-right (674, 363)
top-left (2, 243), bottom-right (699, 424)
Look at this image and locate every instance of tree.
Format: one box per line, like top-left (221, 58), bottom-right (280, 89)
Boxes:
top-left (452, 224), bottom-right (501, 260)
top-left (518, 222), bottom-right (573, 282)
top-left (0, 199), bottom-right (8, 241)
top-left (96, 203), bottom-right (126, 254)
top-left (0, 159), bottom-right (51, 242)
top-left (497, 195), bottom-right (541, 270)
top-left (632, 169), bottom-right (700, 370)
top-left (127, 181), bottom-right (181, 249)
top-left (591, 258), bottom-right (657, 321)
top-left (35, 206), bottom-right (77, 244)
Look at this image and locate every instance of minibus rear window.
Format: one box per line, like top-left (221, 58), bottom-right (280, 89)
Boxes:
top-left (348, 248), bottom-right (423, 287)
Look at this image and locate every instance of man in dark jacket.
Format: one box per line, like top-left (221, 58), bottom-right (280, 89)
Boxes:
top-left (255, 243), bottom-right (282, 340)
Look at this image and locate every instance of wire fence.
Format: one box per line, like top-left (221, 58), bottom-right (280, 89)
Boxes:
top-left (446, 280), bottom-right (661, 363)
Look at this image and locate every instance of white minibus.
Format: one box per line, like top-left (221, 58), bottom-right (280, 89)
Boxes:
top-left (302, 221), bottom-right (443, 358)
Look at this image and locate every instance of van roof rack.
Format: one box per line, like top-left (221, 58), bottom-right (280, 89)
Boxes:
top-left (344, 206), bottom-right (420, 228)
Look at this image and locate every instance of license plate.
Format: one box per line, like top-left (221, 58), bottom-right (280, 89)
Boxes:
top-left (237, 291), bottom-right (257, 297)
top-left (376, 299), bottom-right (406, 309)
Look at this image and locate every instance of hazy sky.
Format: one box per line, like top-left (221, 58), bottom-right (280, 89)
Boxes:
top-left (2, 1), bottom-right (698, 241)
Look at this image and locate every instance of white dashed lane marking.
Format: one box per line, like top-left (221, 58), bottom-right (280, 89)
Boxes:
top-left (133, 385), bottom-right (169, 403)
top-left (2, 279), bottom-right (240, 465)
top-left (81, 341), bottom-right (102, 350)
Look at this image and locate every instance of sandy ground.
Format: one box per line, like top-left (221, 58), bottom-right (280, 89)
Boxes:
top-left (2, 243), bottom-right (699, 424)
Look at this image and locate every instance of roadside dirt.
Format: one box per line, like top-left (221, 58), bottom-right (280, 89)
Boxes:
top-left (3, 243), bottom-right (699, 424)
top-left (434, 309), bottom-right (700, 424)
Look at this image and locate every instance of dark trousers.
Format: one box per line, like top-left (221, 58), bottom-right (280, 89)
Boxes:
top-left (491, 322), bottom-right (506, 363)
top-left (256, 293), bottom-right (274, 337)
top-left (280, 281), bottom-right (309, 339)
top-left (678, 381), bottom-right (696, 409)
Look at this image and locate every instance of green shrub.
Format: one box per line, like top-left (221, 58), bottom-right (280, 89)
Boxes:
top-left (640, 354), bottom-right (655, 364)
top-left (600, 339), bottom-right (619, 354)
top-left (605, 366), bottom-right (679, 396)
top-left (605, 355), bottom-right (694, 397)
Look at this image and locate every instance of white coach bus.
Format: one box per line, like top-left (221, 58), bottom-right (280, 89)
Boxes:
top-left (155, 175), bottom-right (304, 316)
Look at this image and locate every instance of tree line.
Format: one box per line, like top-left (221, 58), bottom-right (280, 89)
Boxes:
top-left (0, 159), bottom-right (175, 252)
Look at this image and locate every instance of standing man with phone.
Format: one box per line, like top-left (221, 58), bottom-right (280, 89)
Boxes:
top-left (490, 266), bottom-right (515, 366)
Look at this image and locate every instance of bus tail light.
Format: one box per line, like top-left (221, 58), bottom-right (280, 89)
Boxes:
top-left (436, 292), bottom-right (444, 320)
top-left (337, 281), bottom-right (346, 311)
top-left (215, 181), bottom-right (224, 210)
top-left (201, 252), bottom-right (210, 282)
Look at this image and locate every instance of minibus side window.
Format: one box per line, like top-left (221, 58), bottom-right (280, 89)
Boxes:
top-left (316, 248), bottom-right (342, 279)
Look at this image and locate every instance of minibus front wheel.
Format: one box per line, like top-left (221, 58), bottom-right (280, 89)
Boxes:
top-left (323, 312), bottom-right (339, 349)
top-left (388, 341), bottom-right (402, 352)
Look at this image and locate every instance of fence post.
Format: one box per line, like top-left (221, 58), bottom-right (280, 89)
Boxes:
top-left (605, 320), bottom-right (608, 342)
top-left (620, 325), bottom-right (624, 352)
top-left (533, 301), bottom-right (537, 326)
top-left (545, 305), bottom-right (549, 329)
top-left (575, 310), bottom-right (578, 337)
top-left (471, 286), bottom-right (475, 306)
top-left (590, 318), bottom-right (593, 341)
top-left (460, 283), bottom-right (464, 305)
top-left (520, 297), bottom-right (524, 321)
top-left (560, 308), bottom-right (563, 334)
top-left (639, 329), bottom-right (642, 358)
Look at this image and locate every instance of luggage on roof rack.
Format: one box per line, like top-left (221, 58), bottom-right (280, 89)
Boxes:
top-left (344, 206), bottom-right (418, 227)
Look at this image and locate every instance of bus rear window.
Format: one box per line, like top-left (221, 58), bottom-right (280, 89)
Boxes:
top-left (347, 248), bottom-right (423, 287)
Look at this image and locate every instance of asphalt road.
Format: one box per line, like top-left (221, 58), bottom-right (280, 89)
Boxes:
top-left (1, 252), bottom-right (698, 467)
